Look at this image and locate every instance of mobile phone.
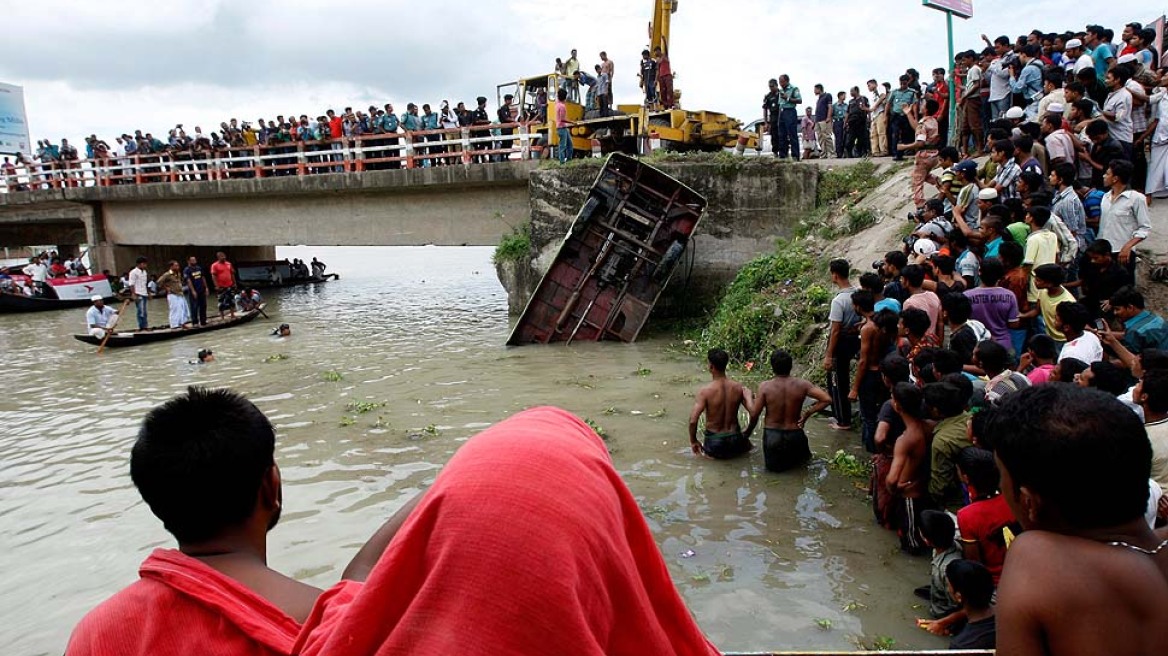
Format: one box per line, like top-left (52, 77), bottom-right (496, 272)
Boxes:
top-left (1094, 319), bottom-right (1106, 331)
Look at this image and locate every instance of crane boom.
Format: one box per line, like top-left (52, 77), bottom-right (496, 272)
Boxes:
top-left (649, 0), bottom-right (677, 55)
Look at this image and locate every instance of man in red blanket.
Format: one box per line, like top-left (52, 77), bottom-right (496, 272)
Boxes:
top-left (65, 387), bottom-right (416, 656)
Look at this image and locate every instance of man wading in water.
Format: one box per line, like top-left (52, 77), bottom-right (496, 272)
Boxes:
top-left (688, 348), bottom-right (753, 459)
top-left (743, 349), bottom-right (831, 472)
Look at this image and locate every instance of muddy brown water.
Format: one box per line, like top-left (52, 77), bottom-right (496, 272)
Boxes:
top-left (0, 246), bottom-right (947, 654)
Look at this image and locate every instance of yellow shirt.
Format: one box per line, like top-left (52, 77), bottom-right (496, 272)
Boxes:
top-left (1024, 230), bottom-right (1059, 301)
top-left (1038, 287), bottom-right (1075, 342)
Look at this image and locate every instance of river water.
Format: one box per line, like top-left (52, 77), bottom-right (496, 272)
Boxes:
top-left (0, 246), bottom-right (946, 654)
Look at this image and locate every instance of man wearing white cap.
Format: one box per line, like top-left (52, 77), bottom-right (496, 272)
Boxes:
top-left (1037, 68), bottom-right (1067, 120)
top-left (1041, 112), bottom-right (1076, 168)
top-left (86, 296), bottom-right (119, 339)
top-left (1062, 39), bottom-right (1094, 76)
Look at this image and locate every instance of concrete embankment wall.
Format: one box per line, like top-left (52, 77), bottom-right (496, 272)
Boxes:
top-left (497, 160), bottom-right (819, 316)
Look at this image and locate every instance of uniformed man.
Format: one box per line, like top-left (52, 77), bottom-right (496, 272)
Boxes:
top-left (497, 94), bottom-right (516, 159)
top-left (638, 49), bottom-right (658, 106)
top-left (775, 75), bottom-right (803, 161)
top-left (763, 79), bottom-right (782, 158)
top-left (471, 97), bottom-right (491, 163)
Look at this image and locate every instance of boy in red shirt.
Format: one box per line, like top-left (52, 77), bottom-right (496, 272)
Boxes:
top-left (956, 446), bottom-right (1019, 584)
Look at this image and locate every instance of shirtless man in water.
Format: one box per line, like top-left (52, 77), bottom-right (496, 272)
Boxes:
top-left (743, 349), bottom-right (831, 472)
top-left (688, 348), bottom-right (753, 459)
top-left (887, 381), bottom-right (933, 554)
top-left (990, 385), bottom-right (1168, 656)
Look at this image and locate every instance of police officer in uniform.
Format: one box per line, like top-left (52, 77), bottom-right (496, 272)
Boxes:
top-left (763, 79), bottom-right (783, 159)
top-left (471, 97), bottom-right (491, 163)
top-left (775, 75), bottom-right (803, 161)
top-left (497, 94), bottom-right (516, 160)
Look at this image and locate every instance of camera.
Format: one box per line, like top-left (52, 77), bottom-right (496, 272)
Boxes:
top-left (871, 260), bottom-right (885, 271)
top-left (907, 208), bottom-right (925, 222)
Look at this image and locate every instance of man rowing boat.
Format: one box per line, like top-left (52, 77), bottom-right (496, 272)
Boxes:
top-left (86, 295), bottom-right (118, 339)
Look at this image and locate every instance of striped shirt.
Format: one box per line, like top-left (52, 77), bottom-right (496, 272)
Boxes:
top-left (1052, 186), bottom-right (1088, 252)
top-left (994, 158), bottom-right (1021, 200)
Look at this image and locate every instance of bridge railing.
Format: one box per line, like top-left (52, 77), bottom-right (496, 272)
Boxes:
top-left (1, 123), bottom-right (543, 192)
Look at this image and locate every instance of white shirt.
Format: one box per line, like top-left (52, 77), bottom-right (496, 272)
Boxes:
top-left (1099, 188), bottom-right (1152, 251)
top-left (1058, 332), bottom-right (1103, 363)
top-left (1103, 87), bottom-right (1133, 143)
top-left (1072, 53), bottom-right (1094, 74)
top-left (128, 266), bottom-right (150, 296)
top-left (23, 262), bottom-right (47, 283)
top-left (1152, 90), bottom-right (1168, 146)
top-left (1147, 419), bottom-right (1168, 494)
top-left (987, 58), bottom-right (1012, 101)
top-left (86, 304), bottom-right (115, 329)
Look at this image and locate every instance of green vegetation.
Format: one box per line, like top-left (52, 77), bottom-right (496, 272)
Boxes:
top-left (322, 370), bottom-right (344, 382)
top-left (339, 416), bottom-right (356, 427)
top-left (816, 159), bottom-right (882, 207)
top-left (584, 418), bottom-right (608, 439)
top-left (648, 408), bottom-right (667, 419)
top-left (636, 364), bottom-right (652, 377)
top-left (693, 238), bottom-right (830, 364)
top-left (871, 636), bottom-right (896, 651)
top-left (263, 353), bottom-right (289, 363)
top-left (827, 449), bottom-right (872, 479)
top-left (815, 618), bottom-right (833, 631)
top-left (492, 221), bottom-right (532, 265)
top-left (423, 423), bottom-right (440, 436)
top-left (345, 401), bottom-right (386, 414)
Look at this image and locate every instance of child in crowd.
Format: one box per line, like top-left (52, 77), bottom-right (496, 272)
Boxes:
top-left (1017, 334), bottom-right (1057, 384)
top-left (1024, 263), bottom-right (1074, 347)
top-left (916, 510), bottom-right (962, 620)
top-left (946, 560), bottom-right (997, 650)
top-left (956, 446), bottom-right (1018, 584)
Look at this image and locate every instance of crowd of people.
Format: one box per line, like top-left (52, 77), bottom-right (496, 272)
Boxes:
top-left (0, 47), bottom-right (681, 190)
top-left (769, 20), bottom-right (1166, 208)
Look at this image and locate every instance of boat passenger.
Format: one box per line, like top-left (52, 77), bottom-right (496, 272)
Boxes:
top-left (310, 257), bottom-right (326, 278)
top-left (86, 295), bottom-right (118, 339)
top-left (157, 260), bottom-right (191, 329)
top-left (688, 348), bottom-right (754, 459)
top-left (64, 387), bottom-right (418, 656)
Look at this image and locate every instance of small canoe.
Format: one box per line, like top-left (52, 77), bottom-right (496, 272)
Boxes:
top-left (73, 305), bottom-right (266, 348)
top-left (248, 273), bottom-right (339, 290)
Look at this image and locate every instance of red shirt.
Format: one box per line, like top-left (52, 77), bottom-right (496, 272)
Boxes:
top-left (210, 261), bottom-right (235, 289)
top-left (66, 549), bottom-right (361, 656)
top-left (957, 494), bottom-right (1017, 584)
top-left (555, 101), bottom-right (568, 128)
top-left (657, 56), bottom-right (672, 78)
top-left (328, 117), bottom-right (342, 139)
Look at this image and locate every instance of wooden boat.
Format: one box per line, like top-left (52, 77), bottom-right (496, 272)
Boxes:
top-left (508, 153), bottom-right (707, 345)
top-left (236, 260), bottom-right (339, 289)
top-left (0, 274), bottom-right (116, 313)
top-left (73, 304), bottom-right (266, 348)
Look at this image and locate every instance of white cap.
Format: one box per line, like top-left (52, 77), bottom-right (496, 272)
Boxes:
top-left (978, 188), bottom-right (999, 201)
top-left (1047, 103), bottom-right (1065, 114)
top-left (1005, 106), bottom-right (1025, 120)
top-left (1065, 38), bottom-right (1083, 49)
top-left (91, 295), bottom-right (103, 302)
top-left (1117, 54), bottom-right (1137, 64)
top-left (914, 239), bottom-right (938, 256)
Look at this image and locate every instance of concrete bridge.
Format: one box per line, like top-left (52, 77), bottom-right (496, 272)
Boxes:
top-left (1, 158), bottom-right (820, 312)
top-left (0, 162), bottom-right (537, 275)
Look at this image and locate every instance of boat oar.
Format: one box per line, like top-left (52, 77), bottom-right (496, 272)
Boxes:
top-left (97, 298), bottom-right (132, 355)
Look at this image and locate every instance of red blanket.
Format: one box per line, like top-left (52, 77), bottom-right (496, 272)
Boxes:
top-left (66, 548), bottom-right (357, 656)
top-left (294, 406), bottom-right (719, 656)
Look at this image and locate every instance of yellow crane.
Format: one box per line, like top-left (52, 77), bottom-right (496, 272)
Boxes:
top-left (496, 0), bottom-right (756, 156)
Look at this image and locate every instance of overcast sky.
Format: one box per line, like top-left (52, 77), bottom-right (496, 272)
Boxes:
top-left (0, 0), bottom-right (1157, 148)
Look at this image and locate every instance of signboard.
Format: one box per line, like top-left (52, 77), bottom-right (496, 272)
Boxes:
top-left (0, 83), bottom-right (31, 156)
top-left (922, 0), bottom-right (973, 19)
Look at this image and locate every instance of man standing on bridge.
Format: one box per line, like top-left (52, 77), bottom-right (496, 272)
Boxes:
top-left (210, 252), bottom-right (237, 320)
top-left (775, 75), bottom-right (803, 161)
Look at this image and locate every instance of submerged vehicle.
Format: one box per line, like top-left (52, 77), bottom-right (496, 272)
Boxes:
top-left (507, 153), bottom-right (706, 345)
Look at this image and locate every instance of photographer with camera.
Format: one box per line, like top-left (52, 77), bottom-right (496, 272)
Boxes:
top-left (874, 251), bottom-right (910, 305)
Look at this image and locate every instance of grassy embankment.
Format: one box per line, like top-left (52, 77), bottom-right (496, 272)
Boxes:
top-left (689, 158), bottom-right (890, 378)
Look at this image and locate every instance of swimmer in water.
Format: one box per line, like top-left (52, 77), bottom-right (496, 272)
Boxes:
top-left (271, 323), bottom-right (291, 337)
top-left (189, 349), bottom-right (214, 365)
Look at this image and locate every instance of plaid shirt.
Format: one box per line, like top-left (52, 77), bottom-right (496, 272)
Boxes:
top-left (994, 158), bottom-right (1021, 200)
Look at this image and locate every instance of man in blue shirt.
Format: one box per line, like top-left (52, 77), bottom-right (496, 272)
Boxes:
top-left (1084, 25), bottom-right (1116, 84)
top-left (774, 75), bottom-right (803, 161)
top-left (831, 91), bottom-right (848, 158)
top-left (1110, 286), bottom-right (1168, 353)
top-left (381, 103), bottom-right (401, 170)
top-left (1010, 44), bottom-right (1045, 121)
top-left (888, 75), bottom-right (920, 162)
